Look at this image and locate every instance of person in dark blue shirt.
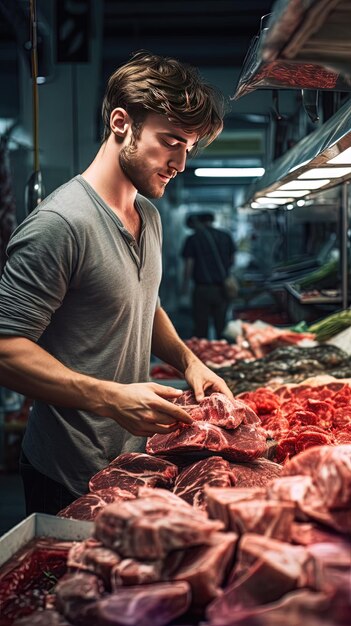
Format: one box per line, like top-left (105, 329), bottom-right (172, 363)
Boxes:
top-left (182, 212), bottom-right (236, 338)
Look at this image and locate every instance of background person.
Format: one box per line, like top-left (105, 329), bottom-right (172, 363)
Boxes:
top-left (182, 212), bottom-right (236, 339)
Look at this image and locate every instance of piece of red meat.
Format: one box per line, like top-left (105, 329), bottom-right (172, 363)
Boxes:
top-left (108, 453), bottom-right (178, 486)
top-left (230, 458), bottom-right (283, 488)
top-left (173, 456), bottom-right (236, 509)
top-left (173, 391), bottom-right (259, 429)
top-left (58, 487), bottom-right (135, 521)
top-left (72, 581), bottom-right (191, 626)
top-left (89, 452), bottom-right (178, 494)
top-left (147, 421), bottom-right (267, 462)
top-left (282, 444), bottom-right (351, 510)
top-left (94, 496), bottom-right (223, 559)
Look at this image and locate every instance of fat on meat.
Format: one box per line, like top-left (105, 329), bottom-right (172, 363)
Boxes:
top-left (58, 487), bottom-right (135, 521)
top-left (94, 495), bottom-right (223, 560)
top-left (89, 452), bottom-right (178, 494)
top-left (71, 581), bottom-right (191, 626)
top-left (173, 390), bottom-right (260, 428)
top-left (147, 421), bottom-right (267, 462)
top-left (173, 456), bottom-right (236, 509)
top-left (282, 444), bottom-right (351, 510)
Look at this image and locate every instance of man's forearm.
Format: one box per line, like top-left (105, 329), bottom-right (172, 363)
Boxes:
top-left (151, 307), bottom-right (199, 373)
top-left (0, 336), bottom-right (104, 414)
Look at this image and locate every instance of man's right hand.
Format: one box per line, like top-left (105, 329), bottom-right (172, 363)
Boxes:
top-left (101, 381), bottom-right (193, 437)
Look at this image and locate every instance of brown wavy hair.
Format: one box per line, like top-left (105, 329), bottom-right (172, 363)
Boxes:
top-left (101, 50), bottom-right (225, 153)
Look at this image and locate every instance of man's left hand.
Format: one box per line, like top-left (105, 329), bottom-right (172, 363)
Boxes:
top-left (184, 358), bottom-right (234, 403)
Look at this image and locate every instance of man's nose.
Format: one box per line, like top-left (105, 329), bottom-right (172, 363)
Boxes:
top-left (168, 150), bottom-right (187, 173)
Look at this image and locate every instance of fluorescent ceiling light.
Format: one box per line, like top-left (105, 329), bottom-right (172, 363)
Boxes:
top-left (259, 196), bottom-right (294, 204)
top-left (278, 179), bottom-right (330, 190)
top-left (267, 190), bottom-right (307, 198)
top-left (194, 167), bottom-right (265, 177)
top-left (328, 147), bottom-right (351, 165)
top-left (255, 197), bottom-right (282, 206)
top-left (298, 167), bottom-right (351, 179)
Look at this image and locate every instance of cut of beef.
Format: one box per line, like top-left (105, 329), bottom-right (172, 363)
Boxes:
top-left (225, 499), bottom-right (294, 540)
top-left (55, 572), bottom-right (105, 624)
top-left (13, 610), bottom-right (71, 625)
top-left (281, 444), bottom-right (351, 510)
top-left (205, 486), bottom-right (267, 529)
top-left (266, 474), bottom-right (318, 509)
top-left (291, 522), bottom-right (351, 547)
top-left (89, 469), bottom-right (158, 494)
top-left (89, 452), bottom-right (178, 493)
top-left (94, 495), bottom-right (223, 559)
top-left (108, 452), bottom-right (178, 487)
top-left (230, 457), bottom-right (283, 488)
top-left (137, 486), bottom-right (199, 512)
top-left (147, 421), bottom-right (267, 462)
top-left (173, 456), bottom-right (236, 509)
top-left (171, 531), bottom-right (238, 610)
top-left (58, 487), bottom-right (135, 521)
top-left (224, 533), bottom-right (312, 610)
top-left (68, 540), bottom-right (121, 588)
top-left (111, 558), bottom-right (164, 587)
top-left (206, 588), bottom-right (348, 626)
top-left (173, 390), bottom-right (260, 428)
top-left (72, 581), bottom-right (191, 626)
top-left (306, 541), bottom-right (351, 593)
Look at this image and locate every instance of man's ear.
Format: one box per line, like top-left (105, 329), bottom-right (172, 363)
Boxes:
top-left (110, 108), bottom-right (131, 139)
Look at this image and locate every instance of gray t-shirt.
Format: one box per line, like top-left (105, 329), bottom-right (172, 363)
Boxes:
top-left (0, 175), bottom-right (162, 495)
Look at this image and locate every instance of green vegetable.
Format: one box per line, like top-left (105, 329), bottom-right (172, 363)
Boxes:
top-left (308, 308), bottom-right (351, 341)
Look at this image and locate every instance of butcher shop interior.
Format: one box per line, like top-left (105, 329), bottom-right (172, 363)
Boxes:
top-left (0, 1), bottom-right (351, 625)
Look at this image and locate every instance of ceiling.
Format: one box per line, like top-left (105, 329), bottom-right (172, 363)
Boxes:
top-left (101, 0), bottom-right (275, 74)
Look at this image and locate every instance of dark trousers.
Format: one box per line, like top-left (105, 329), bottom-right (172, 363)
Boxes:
top-left (19, 450), bottom-right (77, 516)
top-left (192, 284), bottom-right (229, 339)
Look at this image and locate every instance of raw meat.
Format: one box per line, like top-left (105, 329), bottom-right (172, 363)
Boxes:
top-left (291, 522), bottom-right (351, 547)
top-left (225, 499), bottom-right (294, 540)
top-left (55, 572), bottom-right (105, 624)
top-left (205, 486), bottom-right (267, 529)
top-left (89, 452), bottom-right (178, 493)
top-left (206, 588), bottom-right (350, 626)
top-left (173, 456), bottom-right (236, 509)
top-left (226, 533), bottom-right (312, 606)
top-left (147, 421), bottom-right (267, 462)
top-left (89, 469), bottom-right (158, 494)
top-left (13, 611), bottom-right (71, 625)
top-left (94, 495), bottom-right (223, 559)
top-left (174, 390), bottom-right (260, 428)
top-left (171, 531), bottom-right (237, 610)
top-left (267, 474), bottom-right (318, 508)
top-left (68, 540), bottom-right (121, 588)
top-left (58, 487), bottom-right (135, 521)
top-left (71, 581), bottom-right (191, 626)
top-left (111, 558), bottom-right (164, 587)
top-left (281, 444), bottom-right (351, 510)
top-left (230, 457), bottom-right (283, 488)
top-left (137, 486), bottom-right (196, 511)
top-left (108, 452), bottom-right (178, 486)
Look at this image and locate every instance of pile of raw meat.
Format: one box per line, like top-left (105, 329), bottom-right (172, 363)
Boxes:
top-left (151, 323), bottom-right (317, 379)
top-left (239, 378), bottom-right (351, 462)
top-left (12, 443), bottom-right (351, 626)
top-left (146, 390), bottom-right (269, 463)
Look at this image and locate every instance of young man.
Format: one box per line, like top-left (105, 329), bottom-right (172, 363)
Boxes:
top-left (0, 51), bottom-right (233, 515)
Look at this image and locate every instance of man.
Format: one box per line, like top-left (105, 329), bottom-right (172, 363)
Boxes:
top-left (0, 51), bottom-right (233, 515)
top-left (182, 212), bottom-right (236, 339)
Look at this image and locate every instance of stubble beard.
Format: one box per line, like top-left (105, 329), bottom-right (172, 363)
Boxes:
top-left (119, 144), bottom-right (165, 199)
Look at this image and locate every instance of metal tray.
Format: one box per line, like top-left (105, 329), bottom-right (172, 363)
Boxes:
top-left (0, 513), bottom-right (93, 568)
